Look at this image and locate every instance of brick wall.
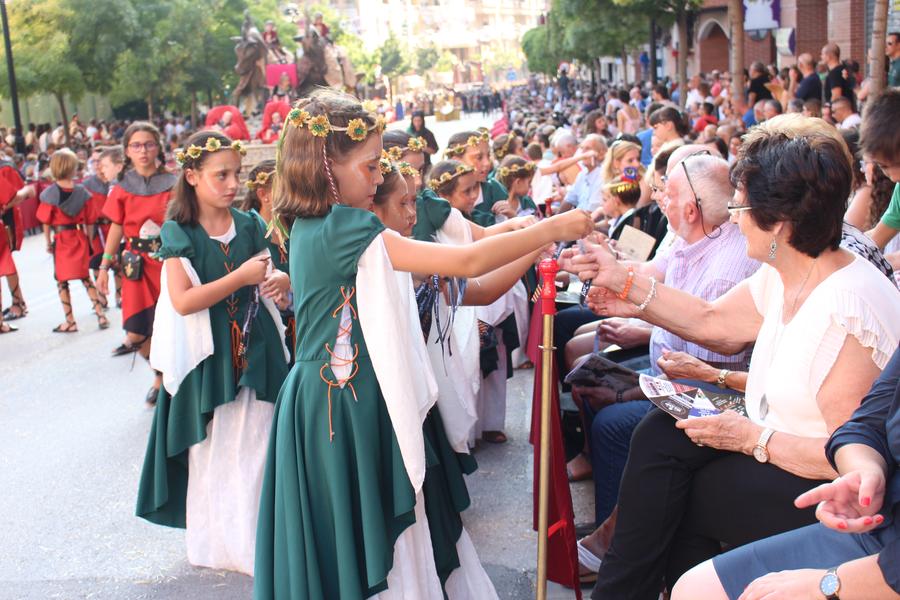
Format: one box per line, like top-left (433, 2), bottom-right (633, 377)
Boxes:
top-left (744, 32), bottom-right (776, 66)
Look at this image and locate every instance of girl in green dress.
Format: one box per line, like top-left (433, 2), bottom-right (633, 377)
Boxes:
top-left (444, 130), bottom-right (507, 228)
top-left (241, 160), bottom-right (296, 361)
top-left (137, 131), bottom-right (291, 576)
top-left (254, 89), bottom-right (592, 600)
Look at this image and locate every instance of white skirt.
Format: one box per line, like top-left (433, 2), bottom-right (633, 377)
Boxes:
top-left (185, 388), bottom-right (274, 576)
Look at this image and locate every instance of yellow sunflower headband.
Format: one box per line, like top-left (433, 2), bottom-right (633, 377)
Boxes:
top-left (378, 153), bottom-right (394, 175)
top-left (246, 169), bottom-right (274, 191)
top-left (396, 162), bottom-right (418, 177)
top-left (494, 135), bottom-right (514, 160)
top-left (428, 164), bottom-right (474, 191)
top-left (444, 130), bottom-right (490, 158)
top-left (176, 138), bottom-right (246, 167)
top-left (285, 107), bottom-right (385, 142)
top-left (384, 136), bottom-right (426, 161)
top-left (497, 162), bottom-right (535, 179)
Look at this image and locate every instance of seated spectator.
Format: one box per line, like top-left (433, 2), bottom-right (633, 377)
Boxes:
top-left (861, 90), bottom-right (900, 252)
top-left (559, 134), bottom-right (607, 212)
top-left (573, 114), bottom-right (900, 599)
top-left (693, 102), bottom-right (719, 134)
top-left (673, 345), bottom-right (900, 600)
top-left (803, 98), bottom-right (823, 118)
top-left (834, 96), bottom-right (862, 130)
top-left (649, 106), bottom-right (689, 154)
top-left (564, 146), bottom-right (759, 534)
top-left (763, 99), bottom-right (784, 121)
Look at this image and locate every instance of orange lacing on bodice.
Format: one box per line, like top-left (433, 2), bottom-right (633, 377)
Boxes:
top-left (318, 286), bottom-right (360, 441)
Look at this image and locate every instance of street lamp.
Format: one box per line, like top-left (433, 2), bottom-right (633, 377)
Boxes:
top-left (0, 0), bottom-right (24, 154)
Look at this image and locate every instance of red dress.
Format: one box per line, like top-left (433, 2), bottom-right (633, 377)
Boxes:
top-left (0, 162), bottom-right (25, 277)
top-left (103, 170), bottom-right (175, 336)
top-left (36, 184), bottom-right (92, 281)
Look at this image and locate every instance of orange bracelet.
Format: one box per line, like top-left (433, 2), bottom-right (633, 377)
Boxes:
top-left (618, 267), bottom-right (635, 301)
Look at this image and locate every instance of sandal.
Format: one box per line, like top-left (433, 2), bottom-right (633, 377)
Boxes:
top-left (52, 321), bottom-right (78, 333)
top-left (515, 360), bottom-right (534, 370)
top-left (482, 430), bottom-right (508, 444)
top-left (0, 322), bottom-right (18, 334)
top-left (97, 314), bottom-right (110, 330)
top-left (577, 539), bottom-right (603, 573)
top-left (3, 301), bottom-right (27, 321)
top-left (112, 342), bottom-right (138, 356)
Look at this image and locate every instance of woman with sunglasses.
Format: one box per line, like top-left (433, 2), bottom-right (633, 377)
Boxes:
top-left (96, 122), bottom-right (176, 404)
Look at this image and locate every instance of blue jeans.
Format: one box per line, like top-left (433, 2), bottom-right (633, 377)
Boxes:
top-left (588, 400), bottom-right (653, 525)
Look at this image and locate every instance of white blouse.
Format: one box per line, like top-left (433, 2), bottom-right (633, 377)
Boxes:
top-left (745, 254), bottom-right (900, 438)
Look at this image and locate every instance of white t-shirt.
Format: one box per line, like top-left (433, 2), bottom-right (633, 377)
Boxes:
top-left (744, 254), bottom-right (900, 437)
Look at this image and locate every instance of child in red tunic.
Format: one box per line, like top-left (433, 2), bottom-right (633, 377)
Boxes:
top-left (96, 122), bottom-right (174, 403)
top-left (0, 157), bottom-right (26, 333)
top-left (36, 149), bottom-right (108, 332)
top-left (84, 146), bottom-right (124, 309)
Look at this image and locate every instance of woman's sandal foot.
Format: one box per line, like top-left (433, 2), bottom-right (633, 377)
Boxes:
top-left (0, 322), bottom-right (18, 334)
top-left (482, 430), bottom-right (508, 444)
top-left (97, 315), bottom-right (110, 330)
top-left (112, 342), bottom-right (138, 356)
top-left (52, 322), bottom-right (78, 333)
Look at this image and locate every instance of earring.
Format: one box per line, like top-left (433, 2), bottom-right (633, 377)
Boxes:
top-left (768, 238), bottom-right (777, 261)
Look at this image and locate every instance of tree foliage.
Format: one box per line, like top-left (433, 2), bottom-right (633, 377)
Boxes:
top-left (415, 44), bottom-right (440, 75)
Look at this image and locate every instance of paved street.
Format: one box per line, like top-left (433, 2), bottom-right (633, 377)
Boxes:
top-left (0, 113), bottom-right (593, 599)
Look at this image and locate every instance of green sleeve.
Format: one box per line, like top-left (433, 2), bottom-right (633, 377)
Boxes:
top-left (238, 208), bottom-right (268, 254)
top-left (412, 188), bottom-right (451, 242)
top-left (157, 221), bottom-right (195, 260)
top-left (880, 183), bottom-right (900, 231)
top-left (324, 205), bottom-right (386, 280)
top-left (520, 195), bottom-right (537, 212)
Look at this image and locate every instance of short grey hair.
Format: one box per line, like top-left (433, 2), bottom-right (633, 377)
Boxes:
top-left (678, 154), bottom-right (733, 226)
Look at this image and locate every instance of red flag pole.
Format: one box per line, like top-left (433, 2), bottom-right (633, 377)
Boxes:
top-left (536, 258), bottom-right (559, 600)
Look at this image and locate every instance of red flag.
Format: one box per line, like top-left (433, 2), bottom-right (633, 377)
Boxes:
top-left (528, 282), bottom-right (583, 599)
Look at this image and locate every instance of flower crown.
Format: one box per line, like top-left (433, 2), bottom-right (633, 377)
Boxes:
top-left (378, 153), bottom-right (394, 175)
top-left (494, 135), bottom-right (514, 160)
top-left (444, 130), bottom-right (490, 157)
top-left (176, 138), bottom-right (246, 167)
top-left (497, 161), bottom-right (535, 179)
top-left (246, 169), bottom-right (274, 191)
top-left (384, 136), bottom-right (426, 161)
top-left (428, 164), bottom-right (474, 191)
top-left (396, 162), bottom-right (419, 177)
top-left (286, 107), bottom-right (385, 141)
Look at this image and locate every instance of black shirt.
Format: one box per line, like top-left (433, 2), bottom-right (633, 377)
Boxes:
top-left (824, 65), bottom-right (854, 105)
top-left (794, 73), bottom-right (822, 102)
top-left (748, 75), bottom-right (773, 102)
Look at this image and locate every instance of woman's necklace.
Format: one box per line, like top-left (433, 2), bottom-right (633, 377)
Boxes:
top-left (787, 256), bottom-right (819, 321)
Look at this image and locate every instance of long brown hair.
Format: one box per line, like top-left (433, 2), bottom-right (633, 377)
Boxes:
top-left (120, 121), bottom-right (166, 180)
top-left (167, 130), bottom-right (235, 224)
top-left (273, 89), bottom-right (380, 220)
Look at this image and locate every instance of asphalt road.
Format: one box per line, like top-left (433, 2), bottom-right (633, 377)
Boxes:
top-left (0, 112), bottom-right (592, 599)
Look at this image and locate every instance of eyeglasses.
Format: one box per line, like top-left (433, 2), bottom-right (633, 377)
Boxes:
top-left (680, 150), bottom-right (722, 239)
top-left (127, 141), bottom-right (159, 152)
top-left (726, 203), bottom-right (753, 216)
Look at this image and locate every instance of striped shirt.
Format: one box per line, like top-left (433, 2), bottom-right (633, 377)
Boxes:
top-left (647, 222), bottom-right (760, 374)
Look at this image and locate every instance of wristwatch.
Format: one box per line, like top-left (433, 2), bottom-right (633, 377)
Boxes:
top-left (819, 566), bottom-right (841, 599)
top-left (716, 369), bottom-right (730, 388)
top-left (752, 427), bottom-right (775, 463)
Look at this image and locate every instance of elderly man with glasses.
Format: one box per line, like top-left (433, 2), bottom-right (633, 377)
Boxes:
top-left (564, 146), bottom-right (761, 579)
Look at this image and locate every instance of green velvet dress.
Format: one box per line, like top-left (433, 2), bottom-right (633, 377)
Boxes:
top-left (135, 208), bottom-right (289, 528)
top-left (254, 206), bottom-right (419, 599)
top-left (249, 208), bottom-right (295, 362)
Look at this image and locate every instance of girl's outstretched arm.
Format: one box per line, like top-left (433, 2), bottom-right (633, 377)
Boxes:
top-left (463, 247), bottom-right (544, 306)
top-left (384, 210), bottom-right (591, 279)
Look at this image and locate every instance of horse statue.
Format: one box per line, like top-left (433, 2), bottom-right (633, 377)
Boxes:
top-left (232, 11), bottom-right (268, 116)
top-left (292, 12), bottom-right (357, 97)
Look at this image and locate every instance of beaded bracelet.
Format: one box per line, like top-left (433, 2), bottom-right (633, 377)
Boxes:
top-left (617, 267), bottom-right (635, 301)
top-left (637, 276), bottom-right (657, 311)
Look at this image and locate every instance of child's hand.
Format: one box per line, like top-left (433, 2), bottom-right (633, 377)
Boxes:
top-left (238, 255), bottom-right (270, 286)
top-left (506, 215), bottom-right (537, 230)
top-left (260, 269), bottom-right (290, 299)
top-left (545, 209), bottom-right (593, 241)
